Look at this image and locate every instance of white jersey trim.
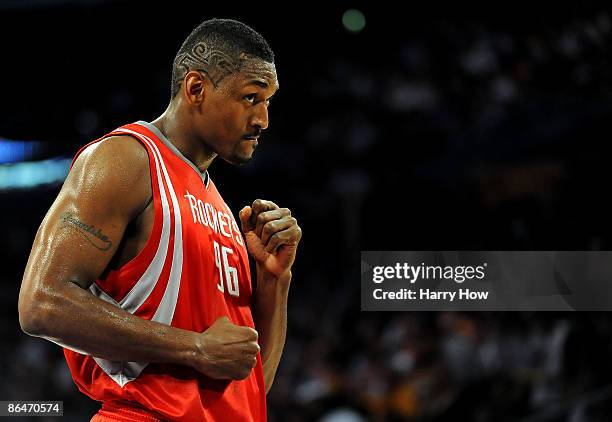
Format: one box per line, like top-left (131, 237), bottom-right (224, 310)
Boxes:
top-left (90, 128), bottom-right (184, 387)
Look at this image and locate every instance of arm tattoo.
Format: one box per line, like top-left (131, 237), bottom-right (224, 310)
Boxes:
top-left (59, 212), bottom-right (113, 251)
top-left (174, 41), bottom-right (241, 87)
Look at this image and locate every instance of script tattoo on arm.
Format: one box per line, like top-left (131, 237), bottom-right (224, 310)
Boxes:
top-left (174, 41), bottom-right (243, 87)
top-left (59, 212), bottom-right (113, 251)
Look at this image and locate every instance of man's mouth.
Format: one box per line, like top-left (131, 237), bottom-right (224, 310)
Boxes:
top-left (243, 130), bottom-right (261, 141)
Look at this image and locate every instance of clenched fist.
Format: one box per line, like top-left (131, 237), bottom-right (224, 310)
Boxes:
top-left (239, 199), bottom-right (302, 278)
top-left (192, 316), bottom-right (260, 380)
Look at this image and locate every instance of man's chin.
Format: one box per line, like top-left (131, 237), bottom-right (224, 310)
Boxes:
top-left (222, 142), bottom-right (257, 165)
top-left (224, 153), bottom-right (253, 166)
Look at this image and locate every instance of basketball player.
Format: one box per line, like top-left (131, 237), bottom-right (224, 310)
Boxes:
top-left (18, 19), bottom-right (301, 421)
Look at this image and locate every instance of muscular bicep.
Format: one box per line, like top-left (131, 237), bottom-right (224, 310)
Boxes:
top-left (22, 136), bottom-right (151, 293)
top-left (28, 185), bottom-right (127, 290)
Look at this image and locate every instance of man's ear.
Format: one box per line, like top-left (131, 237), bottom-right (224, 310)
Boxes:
top-left (183, 70), bottom-right (211, 106)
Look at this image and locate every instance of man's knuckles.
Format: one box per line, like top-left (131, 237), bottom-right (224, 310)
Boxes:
top-left (294, 224), bottom-right (303, 240)
top-left (256, 212), bottom-right (269, 226)
top-left (262, 221), bottom-right (277, 236)
top-left (252, 199), bottom-right (282, 216)
top-left (252, 199), bottom-right (278, 212)
top-left (243, 326), bottom-right (258, 339)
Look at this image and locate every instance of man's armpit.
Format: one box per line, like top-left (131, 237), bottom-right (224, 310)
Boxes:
top-left (59, 212), bottom-right (113, 252)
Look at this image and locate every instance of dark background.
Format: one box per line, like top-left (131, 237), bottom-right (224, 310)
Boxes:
top-left (2, 1), bottom-right (612, 421)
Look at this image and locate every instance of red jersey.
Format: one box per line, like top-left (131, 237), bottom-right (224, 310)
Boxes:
top-left (63, 121), bottom-right (266, 421)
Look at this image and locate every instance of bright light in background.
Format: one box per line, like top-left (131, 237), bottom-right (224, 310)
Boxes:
top-left (0, 157), bottom-right (71, 190)
top-left (0, 138), bottom-right (43, 164)
top-left (342, 9), bottom-right (366, 33)
top-left (0, 136), bottom-right (70, 189)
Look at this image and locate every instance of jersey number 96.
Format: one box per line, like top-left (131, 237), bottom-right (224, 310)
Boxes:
top-left (213, 240), bottom-right (240, 297)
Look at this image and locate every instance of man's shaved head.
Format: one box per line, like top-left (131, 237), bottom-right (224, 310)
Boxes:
top-left (171, 18), bottom-right (275, 98)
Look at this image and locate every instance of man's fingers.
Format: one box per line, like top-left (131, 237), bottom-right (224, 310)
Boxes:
top-left (261, 217), bottom-right (296, 245)
top-left (242, 326), bottom-right (259, 341)
top-left (255, 208), bottom-right (291, 237)
top-left (247, 199), bottom-right (281, 234)
top-left (250, 199), bottom-right (279, 227)
top-left (265, 225), bottom-right (302, 254)
top-left (239, 206), bottom-right (254, 232)
top-left (243, 341), bottom-right (260, 355)
top-left (265, 233), bottom-right (281, 254)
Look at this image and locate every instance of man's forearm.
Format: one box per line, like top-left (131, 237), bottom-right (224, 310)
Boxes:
top-left (20, 280), bottom-right (198, 366)
top-left (253, 266), bottom-right (290, 393)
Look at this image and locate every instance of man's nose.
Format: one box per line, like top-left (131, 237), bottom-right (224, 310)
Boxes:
top-left (250, 103), bottom-right (269, 131)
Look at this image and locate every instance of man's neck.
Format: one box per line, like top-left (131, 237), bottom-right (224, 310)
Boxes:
top-left (151, 103), bottom-right (216, 173)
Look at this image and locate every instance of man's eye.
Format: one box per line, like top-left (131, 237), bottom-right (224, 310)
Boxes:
top-left (244, 94), bottom-right (256, 104)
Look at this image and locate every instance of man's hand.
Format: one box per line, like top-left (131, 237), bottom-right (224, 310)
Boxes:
top-left (194, 316), bottom-right (260, 380)
top-left (239, 199), bottom-right (302, 278)
top-left (239, 200), bottom-right (301, 393)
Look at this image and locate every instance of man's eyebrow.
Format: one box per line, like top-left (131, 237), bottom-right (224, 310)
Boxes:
top-left (243, 79), bottom-right (269, 89)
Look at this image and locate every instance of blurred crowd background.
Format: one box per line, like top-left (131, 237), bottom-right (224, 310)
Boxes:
top-left (2, 1), bottom-right (612, 421)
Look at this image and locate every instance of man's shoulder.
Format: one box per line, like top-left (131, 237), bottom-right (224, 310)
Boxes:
top-left (78, 134), bottom-right (149, 165)
top-left (73, 134), bottom-right (150, 183)
top-left (68, 133), bottom-right (152, 218)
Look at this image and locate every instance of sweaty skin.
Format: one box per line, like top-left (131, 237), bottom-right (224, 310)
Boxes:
top-left (18, 56), bottom-right (301, 393)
